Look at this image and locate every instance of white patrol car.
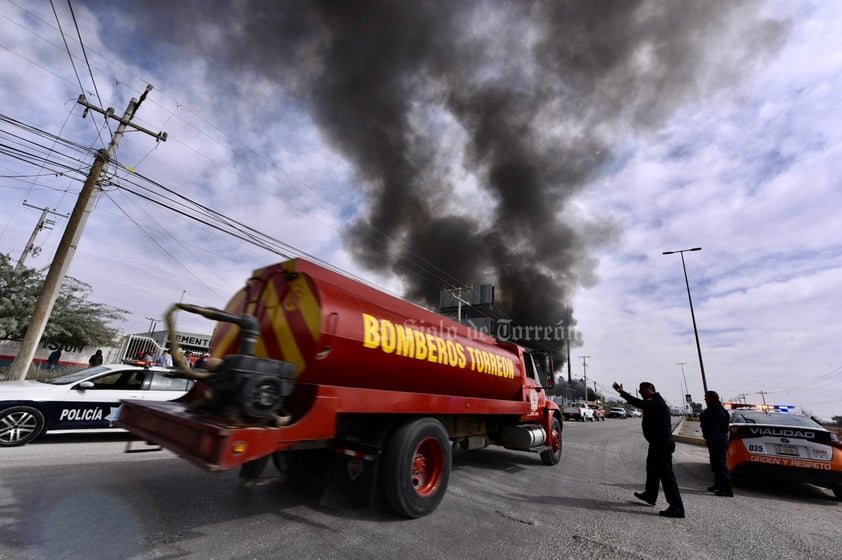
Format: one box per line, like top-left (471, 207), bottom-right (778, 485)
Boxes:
top-left (0, 363), bottom-right (194, 446)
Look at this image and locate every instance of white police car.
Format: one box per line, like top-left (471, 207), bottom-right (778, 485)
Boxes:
top-left (0, 363), bottom-right (194, 446)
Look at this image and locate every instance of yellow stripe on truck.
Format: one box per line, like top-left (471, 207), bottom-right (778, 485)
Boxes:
top-left (263, 278), bottom-right (307, 375)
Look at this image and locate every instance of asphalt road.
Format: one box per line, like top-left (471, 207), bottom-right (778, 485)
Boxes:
top-left (1, 420), bottom-right (839, 560)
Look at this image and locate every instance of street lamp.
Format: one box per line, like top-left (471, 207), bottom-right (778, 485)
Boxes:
top-left (677, 361), bottom-right (690, 417)
top-left (663, 247), bottom-right (708, 393)
top-left (677, 362), bottom-right (689, 400)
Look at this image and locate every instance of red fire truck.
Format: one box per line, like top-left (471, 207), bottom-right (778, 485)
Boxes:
top-left (117, 258), bottom-right (562, 517)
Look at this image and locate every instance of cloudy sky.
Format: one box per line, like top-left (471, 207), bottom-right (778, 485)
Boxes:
top-left (0, 1), bottom-right (839, 420)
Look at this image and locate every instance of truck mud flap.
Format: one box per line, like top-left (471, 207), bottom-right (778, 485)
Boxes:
top-left (319, 442), bottom-right (383, 512)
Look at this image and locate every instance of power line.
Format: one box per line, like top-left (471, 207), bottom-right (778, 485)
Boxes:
top-left (100, 190), bottom-right (223, 298)
top-left (48, 0), bottom-right (108, 144)
top-left (66, 0), bottom-right (110, 135)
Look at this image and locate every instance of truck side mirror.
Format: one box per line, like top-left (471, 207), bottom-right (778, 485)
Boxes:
top-left (528, 351), bottom-right (554, 389)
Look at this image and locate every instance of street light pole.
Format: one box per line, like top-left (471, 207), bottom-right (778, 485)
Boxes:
top-left (677, 362), bottom-right (689, 401)
top-left (677, 361), bottom-right (691, 417)
top-left (677, 362), bottom-right (689, 395)
top-left (663, 247), bottom-right (708, 393)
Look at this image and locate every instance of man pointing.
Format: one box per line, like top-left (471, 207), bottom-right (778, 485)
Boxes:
top-left (614, 380), bottom-right (685, 518)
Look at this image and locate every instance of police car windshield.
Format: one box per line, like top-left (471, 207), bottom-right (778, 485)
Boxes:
top-left (40, 366), bottom-right (112, 385)
top-left (733, 412), bottom-right (822, 428)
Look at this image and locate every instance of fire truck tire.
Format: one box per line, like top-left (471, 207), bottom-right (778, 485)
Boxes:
top-left (0, 406), bottom-right (45, 446)
top-left (382, 417), bottom-right (451, 518)
top-left (540, 416), bottom-right (562, 465)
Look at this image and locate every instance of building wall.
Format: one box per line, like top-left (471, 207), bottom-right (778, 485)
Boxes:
top-left (143, 329), bottom-right (212, 356)
top-left (0, 328), bottom-right (212, 375)
top-left (0, 339), bottom-right (122, 372)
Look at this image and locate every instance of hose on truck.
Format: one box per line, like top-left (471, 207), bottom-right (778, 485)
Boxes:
top-left (164, 302), bottom-right (294, 427)
top-left (165, 302), bottom-right (260, 380)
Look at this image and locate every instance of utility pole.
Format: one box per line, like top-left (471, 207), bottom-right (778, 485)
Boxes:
top-left (566, 339), bottom-right (572, 383)
top-left (579, 355), bottom-right (590, 400)
top-left (16, 203), bottom-right (69, 271)
top-left (445, 286), bottom-right (472, 323)
top-left (8, 86), bottom-right (166, 380)
top-left (145, 317), bottom-right (159, 334)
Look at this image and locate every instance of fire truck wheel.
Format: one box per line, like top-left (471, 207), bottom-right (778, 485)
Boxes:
top-left (382, 418), bottom-right (451, 518)
top-left (0, 406), bottom-right (45, 446)
top-left (540, 416), bottom-right (562, 465)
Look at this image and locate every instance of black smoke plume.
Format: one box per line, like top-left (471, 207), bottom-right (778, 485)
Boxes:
top-left (89, 0), bottom-right (785, 359)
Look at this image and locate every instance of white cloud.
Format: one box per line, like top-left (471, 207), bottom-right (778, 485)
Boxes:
top-left (571, 1), bottom-right (842, 420)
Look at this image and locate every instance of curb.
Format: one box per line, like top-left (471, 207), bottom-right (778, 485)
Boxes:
top-left (673, 418), bottom-right (705, 446)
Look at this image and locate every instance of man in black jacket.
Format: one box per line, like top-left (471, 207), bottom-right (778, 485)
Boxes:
top-left (88, 349), bottom-right (103, 367)
top-left (614, 381), bottom-right (685, 518)
top-left (700, 390), bottom-right (733, 496)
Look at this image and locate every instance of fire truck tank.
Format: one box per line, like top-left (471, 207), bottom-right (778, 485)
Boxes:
top-left (210, 259), bottom-right (526, 401)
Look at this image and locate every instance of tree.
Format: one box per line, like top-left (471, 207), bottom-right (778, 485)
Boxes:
top-left (0, 255), bottom-right (41, 340)
top-left (0, 254), bottom-right (128, 348)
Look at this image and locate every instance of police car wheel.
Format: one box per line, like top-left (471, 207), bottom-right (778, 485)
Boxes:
top-left (0, 406), bottom-right (45, 447)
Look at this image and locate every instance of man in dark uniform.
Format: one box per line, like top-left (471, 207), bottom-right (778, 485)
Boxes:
top-left (88, 349), bottom-right (103, 367)
top-left (614, 381), bottom-right (685, 518)
top-left (700, 390), bottom-right (733, 496)
top-left (47, 348), bottom-right (62, 371)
